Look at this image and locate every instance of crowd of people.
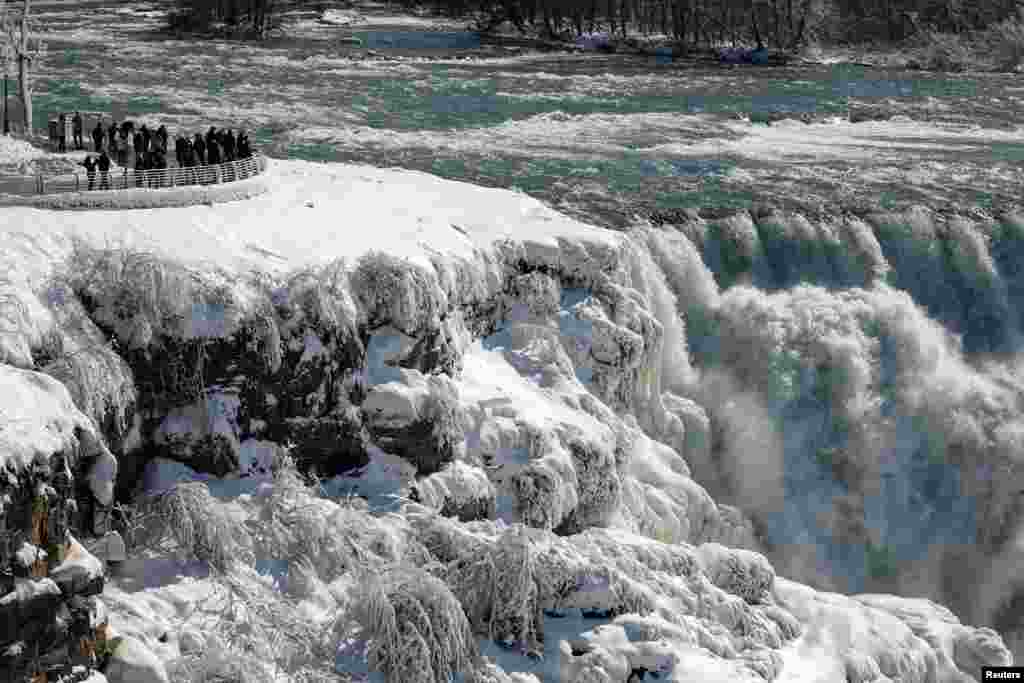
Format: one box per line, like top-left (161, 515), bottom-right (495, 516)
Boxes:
top-left (65, 112), bottom-right (255, 191)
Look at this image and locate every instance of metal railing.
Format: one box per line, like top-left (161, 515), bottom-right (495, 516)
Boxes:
top-left (31, 154), bottom-right (268, 196)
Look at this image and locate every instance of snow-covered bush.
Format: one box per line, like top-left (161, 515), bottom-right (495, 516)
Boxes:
top-left (166, 649), bottom-right (266, 683)
top-left (132, 481), bottom-right (253, 573)
top-left (35, 287), bottom-right (137, 444)
top-left (350, 250), bottom-right (446, 335)
top-left (60, 240), bottom-right (194, 345)
top-left (695, 542), bottom-right (775, 605)
top-left (349, 564), bottom-right (479, 683)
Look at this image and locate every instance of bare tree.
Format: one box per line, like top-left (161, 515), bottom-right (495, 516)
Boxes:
top-left (0, 0), bottom-right (44, 135)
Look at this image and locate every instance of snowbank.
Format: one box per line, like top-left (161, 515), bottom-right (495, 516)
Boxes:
top-left (0, 364), bottom-right (101, 471)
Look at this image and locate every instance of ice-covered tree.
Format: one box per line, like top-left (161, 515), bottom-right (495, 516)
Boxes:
top-left (0, 0), bottom-right (45, 135)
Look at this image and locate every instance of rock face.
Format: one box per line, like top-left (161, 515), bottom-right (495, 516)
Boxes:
top-left (0, 366), bottom-right (115, 682)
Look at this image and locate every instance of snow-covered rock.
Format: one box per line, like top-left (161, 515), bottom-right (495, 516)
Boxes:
top-left (86, 447), bottom-right (118, 507)
top-left (103, 635), bottom-right (170, 683)
top-left (0, 364), bottom-right (113, 681)
top-left (177, 628), bottom-right (206, 656)
top-left (695, 542), bottom-right (776, 605)
top-left (412, 460), bottom-right (496, 521)
top-left (50, 535), bottom-right (105, 597)
top-left (362, 371), bottom-right (466, 475)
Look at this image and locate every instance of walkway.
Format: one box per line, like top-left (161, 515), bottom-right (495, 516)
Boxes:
top-left (0, 154), bottom-right (268, 197)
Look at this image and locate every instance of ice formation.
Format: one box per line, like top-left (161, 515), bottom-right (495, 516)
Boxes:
top-left (0, 159), bottom-right (1019, 682)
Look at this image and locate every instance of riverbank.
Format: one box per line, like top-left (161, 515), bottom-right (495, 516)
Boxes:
top-left (337, 0), bottom-right (1024, 73)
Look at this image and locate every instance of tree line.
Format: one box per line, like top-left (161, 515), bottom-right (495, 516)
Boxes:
top-left (419, 0), bottom-right (1024, 48)
top-left (167, 0), bottom-right (279, 37)
top-left (165, 0), bottom-right (1024, 50)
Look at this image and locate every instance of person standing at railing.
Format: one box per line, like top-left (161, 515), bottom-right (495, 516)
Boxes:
top-left (223, 129), bottom-right (236, 162)
top-left (174, 134), bottom-right (185, 173)
top-left (79, 155), bottom-right (97, 191)
top-left (134, 149), bottom-right (146, 187)
top-left (119, 128), bottom-right (132, 167)
top-left (125, 129), bottom-right (133, 166)
top-left (193, 133), bottom-right (206, 165)
top-left (57, 114), bottom-right (68, 153)
top-left (208, 137), bottom-right (222, 165)
top-left (92, 121), bottom-right (104, 153)
top-left (72, 112), bottom-right (84, 151)
top-left (154, 146), bottom-right (168, 187)
top-left (237, 131), bottom-right (251, 160)
top-left (133, 131), bottom-right (144, 164)
top-left (107, 122), bottom-right (118, 154)
top-left (140, 125), bottom-right (152, 155)
top-left (97, 151), bottom-right (111, 190)
top-left (108, 130), bottom-right (119, 168)
top-left (145, 149), bottom-right (156, 188)
top-left (233, 131), bottom-right (249, 178)
top-left (207, 137), bottom-right (222, 184)
top-left (183, 137), bottom-right (197, 184)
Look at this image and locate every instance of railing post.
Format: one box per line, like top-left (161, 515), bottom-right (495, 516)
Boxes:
top-left (122, 168), bottom-right (127, 189)
top-left (75, 174), bottom-right (79, 193)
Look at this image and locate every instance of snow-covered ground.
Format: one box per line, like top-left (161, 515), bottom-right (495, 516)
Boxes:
top-left (0, 158), bottom-right (616, 275)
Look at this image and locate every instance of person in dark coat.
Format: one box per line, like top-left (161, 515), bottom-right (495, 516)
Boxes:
top-left (238, 131), bottom-right (251, 159)
top-left (97, 151), bottom-right (111, 190)
top-left (134, 150), bottom-right (145, 187)
top-left (207, 139), bottom-right (221, 184)
top-left (193, 133), bottom-right (206, 165)
top-left (223, 129), bottom-right (236, 162)
top-left (174, 134), bottom-right (186, 167)
top-left (140, 125), bottom-right (151, 154)
top-left (72, 112), bottom-right (84, 150)
top-left (92, 121), bottom-right (104, 152)
top-left (107, 122), bottom-right (118, 151)
top-left (157, 125), bottom-right (168, 151)
top-left (182, 138), bottom-right (196, 184)
top-left (57, 114), bottom-right (67, 152)
top-left (145, 150), bottom-right (157, 187)
top-left (208, 137), bottom-right (221, 164)
top-left (133, 131), bottom-right (144, 158)
top-left (79, 154), bottom-right (96, 191)
top-left (153, 147), bottom-right (167, 186)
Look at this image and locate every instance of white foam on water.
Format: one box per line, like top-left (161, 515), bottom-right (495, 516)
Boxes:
top-left (667, 117), bottom-right (1024, 163)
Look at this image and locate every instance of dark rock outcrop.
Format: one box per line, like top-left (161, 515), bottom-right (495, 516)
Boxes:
top-left (0, 366), bottom-right (114, 682)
